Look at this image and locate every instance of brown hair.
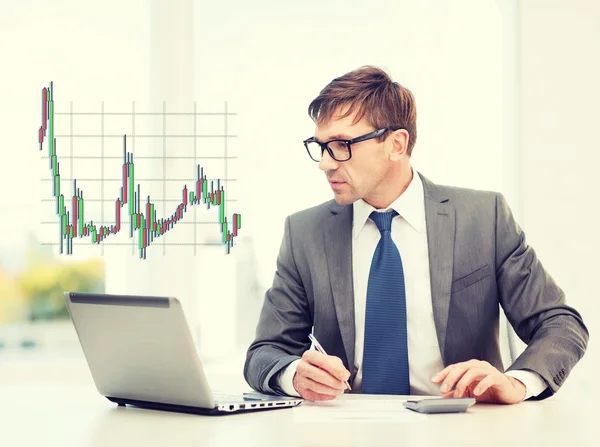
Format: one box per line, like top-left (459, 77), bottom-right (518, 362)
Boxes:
top-left (308, 66), bottom-right (417, 155)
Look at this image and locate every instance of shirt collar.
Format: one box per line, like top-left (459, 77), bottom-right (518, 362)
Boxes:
top-left (353, 169), bottom-right (426, 239)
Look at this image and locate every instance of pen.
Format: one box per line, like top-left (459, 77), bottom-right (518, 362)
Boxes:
top-left (308, 333), bottom-right (352, 391)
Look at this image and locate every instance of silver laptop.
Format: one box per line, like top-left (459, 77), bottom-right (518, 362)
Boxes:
top-left (64, 292), bottom-right (302, 415)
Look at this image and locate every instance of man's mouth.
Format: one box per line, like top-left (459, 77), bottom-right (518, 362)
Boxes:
top-left (328, 180), bottom-right (346, 190)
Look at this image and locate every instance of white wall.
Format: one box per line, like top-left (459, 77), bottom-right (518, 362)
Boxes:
top-left (202, 0), bottom-right (516, 289)
top-left (519, 0), bottom-right (600, 389)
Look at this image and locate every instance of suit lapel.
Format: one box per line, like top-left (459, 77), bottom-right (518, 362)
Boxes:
top-left (324, 203), bottom-right (355, 372)
top-left (420, 174), bottom-right (455, 364)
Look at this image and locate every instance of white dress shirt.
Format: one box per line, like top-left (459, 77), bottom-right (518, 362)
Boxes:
top-left (279, 169), bottom-right (547, 399)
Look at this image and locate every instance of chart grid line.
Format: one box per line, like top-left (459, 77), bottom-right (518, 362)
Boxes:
top-left (39, 156), bottom-right (238, 160)
top-left (101, 101), bottom-right (105, 256)
top-left (41, 198), bottom-right (238, 202)
top-left (194, 100), bottom-right (198, 256)
top-left (54, 134), bottom-right (237, 138)
top-left (54, 112), bottom-right (237, 116)
top-left (41, 242), bottom-right (226, 246)
top-left (224, 101), bottom-right (228, 221)
top-left (41, 178), bottom-right (238, 182)
top-left (41, 221), bottom-right (225, 225)
top-left (131, 101), bottom-right (136, 255)
top-left (163, 100), bottom-right (167, 256)
top-left (69, 101), bottom-right (73, 197)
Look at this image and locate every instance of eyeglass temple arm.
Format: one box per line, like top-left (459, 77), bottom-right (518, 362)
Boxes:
top-left (350, 128), bottom-right (389, 144)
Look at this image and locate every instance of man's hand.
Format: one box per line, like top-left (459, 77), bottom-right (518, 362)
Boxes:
top-left (431, 360), bottom-right (527, 404)
top-left (292, 350), bottom-right (350, 401)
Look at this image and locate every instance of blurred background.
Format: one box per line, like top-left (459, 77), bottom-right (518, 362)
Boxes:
top-left (0, 0), bottom-right (597, 396)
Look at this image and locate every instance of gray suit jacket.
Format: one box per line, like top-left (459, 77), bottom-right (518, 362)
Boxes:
top-left (244, 173), bottom-right (588, 399)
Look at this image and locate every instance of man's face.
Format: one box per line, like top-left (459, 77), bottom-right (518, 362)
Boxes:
top-left (315, 109), bottom-right (391, 206)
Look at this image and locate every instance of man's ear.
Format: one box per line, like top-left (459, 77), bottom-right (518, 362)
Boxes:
top-left (390, 129), bottom-right (409, 160)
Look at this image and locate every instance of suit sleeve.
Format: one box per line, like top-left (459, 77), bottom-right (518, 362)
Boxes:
top-left (495, 193), bottom-right (589, 399)
top-left (243, 215), bottom-right (312, 395)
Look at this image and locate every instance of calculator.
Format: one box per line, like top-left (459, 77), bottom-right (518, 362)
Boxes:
top-left (403, 397), bottom-right (476, 414)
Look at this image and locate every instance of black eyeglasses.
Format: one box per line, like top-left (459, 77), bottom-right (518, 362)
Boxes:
top-left (303, 128), bottom-right (390, 162)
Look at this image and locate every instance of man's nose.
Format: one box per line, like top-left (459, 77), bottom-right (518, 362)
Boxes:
top-left (318, 150), bottom-right (338, 171)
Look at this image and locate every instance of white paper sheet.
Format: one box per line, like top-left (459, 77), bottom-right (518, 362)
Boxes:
top-left (293, 398), bottom-right (427, 423)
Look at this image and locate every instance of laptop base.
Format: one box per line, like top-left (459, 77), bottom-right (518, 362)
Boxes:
top-left (106, 396), bottom-right (296, 416)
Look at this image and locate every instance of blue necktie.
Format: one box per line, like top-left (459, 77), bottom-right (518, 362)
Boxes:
top-left (362, 210), bottom-right (410, 395)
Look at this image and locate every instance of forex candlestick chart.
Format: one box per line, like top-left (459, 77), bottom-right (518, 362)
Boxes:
top-left (38, 82), bottom-right (241, 258)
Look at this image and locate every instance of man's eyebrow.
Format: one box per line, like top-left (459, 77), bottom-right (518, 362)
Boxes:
top-left (315, 133), bottom-right (352, 143)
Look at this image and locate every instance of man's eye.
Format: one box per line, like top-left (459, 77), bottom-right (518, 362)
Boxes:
top-left (329, 141), bottom-right (349, 151)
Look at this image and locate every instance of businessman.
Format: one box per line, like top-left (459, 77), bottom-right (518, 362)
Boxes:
top-left (244, 66), bottom-right (588, 403)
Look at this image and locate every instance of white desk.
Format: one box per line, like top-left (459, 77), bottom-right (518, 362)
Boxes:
top-left (0, 354), bottom-right (598, 447)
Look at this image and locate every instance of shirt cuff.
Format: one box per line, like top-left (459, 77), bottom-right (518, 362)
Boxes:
top-left (505, 369), bottom-right (548, 400)
top-left (277, 359), bottom-right (302, 397)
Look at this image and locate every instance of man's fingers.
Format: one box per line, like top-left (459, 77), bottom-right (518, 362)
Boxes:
top-left (302, 350), bottom-right (350, 381)
top-left (296, 376), bottom-right (343, 397)
top-left (438, 360), bottom-right (492, 393)
top-left (432, 359), bottom-right (479, 383)
top-left (296, 361), bottom-right (346, 391)
top-left (431, 365), bottom-right (454, 383)
top-left (473, 374), bottom-right (498, 396)
top-left (301, 388), bottom-right (337, 402)
top-left (454, 368), bottom-right (487, 397)
top-left (439, 365), bottom-right (470, 393)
